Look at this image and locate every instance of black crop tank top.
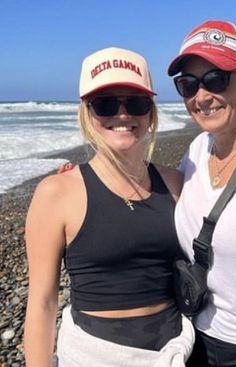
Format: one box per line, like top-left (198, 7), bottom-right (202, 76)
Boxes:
top-left (64, 163), bottom-right (180, 311)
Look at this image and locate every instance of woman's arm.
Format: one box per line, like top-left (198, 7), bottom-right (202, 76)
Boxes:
top-left (24, 176), bottom-right (66, 367)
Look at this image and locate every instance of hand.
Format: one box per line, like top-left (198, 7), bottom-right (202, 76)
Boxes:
top-left (57, 162), bottom-right (74, 174)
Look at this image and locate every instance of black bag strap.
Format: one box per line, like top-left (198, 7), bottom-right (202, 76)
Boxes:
top-left (193, 169), bottom-right (236, 269)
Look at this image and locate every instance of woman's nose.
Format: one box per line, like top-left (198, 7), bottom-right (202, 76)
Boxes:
top-left (116, 102), bottom-right (129, 116)
top-left (195, 84), bottom-right (213, 103)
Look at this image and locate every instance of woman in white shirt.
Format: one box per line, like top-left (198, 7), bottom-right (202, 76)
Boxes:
top-left (168, 19), bottom-right (236, 367)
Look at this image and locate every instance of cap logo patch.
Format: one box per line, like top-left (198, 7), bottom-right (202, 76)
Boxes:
top-left (91, 59), bottom-right (142, 79)
top-left (204, 29), bottom-right (226, 45)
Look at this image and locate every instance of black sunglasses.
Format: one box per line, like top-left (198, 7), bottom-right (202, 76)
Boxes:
top-left (87, 95), bottom-right (153, 116)
top-left (174, 69), bottom-right (234, 98)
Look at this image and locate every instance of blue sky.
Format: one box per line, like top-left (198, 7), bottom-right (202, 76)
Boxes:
top-left (1, 0), bottom-right (235, 102)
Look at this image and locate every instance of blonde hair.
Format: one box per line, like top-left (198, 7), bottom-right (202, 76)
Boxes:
top-left (78, 98), bottom-right (158, 174)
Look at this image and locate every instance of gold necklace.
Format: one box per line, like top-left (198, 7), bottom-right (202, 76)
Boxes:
top-left (211, 144), bottom-right (236, 188)
top-left (116, 167), bottom-right (149, 211)
top-left (124, 197), bottom-right (135, 211)
top-left (93, 160), bottom-right (149, 211)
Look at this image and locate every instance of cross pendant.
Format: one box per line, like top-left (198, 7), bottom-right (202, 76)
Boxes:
top-left (125, 199), bottom-right (134, 211)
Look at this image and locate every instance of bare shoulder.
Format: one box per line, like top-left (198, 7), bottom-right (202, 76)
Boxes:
top-left (26, 165), bottom-right (87, 243)
top-left (154, 164), bottom-right (183, 201)
top-left (33, 165), bottom-right (83, 199)
top-left (27, 165), bottom-right (85, 219)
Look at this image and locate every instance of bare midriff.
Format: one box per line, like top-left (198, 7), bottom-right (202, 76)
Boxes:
top-left (81, 300), bottom-right (173, 318)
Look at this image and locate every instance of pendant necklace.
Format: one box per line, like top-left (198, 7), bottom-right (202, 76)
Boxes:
top-left (93, 160), bottom-right (149, 211)
top-left (211, 144), bottom-right (236, 188)
top-left (119, 167), bottom-right (149, 211)
top-left (124, 197), bottom-right (135, 211)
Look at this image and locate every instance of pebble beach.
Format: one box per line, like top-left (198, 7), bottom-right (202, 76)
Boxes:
top-left (0, 125), bottom-right (200, 366)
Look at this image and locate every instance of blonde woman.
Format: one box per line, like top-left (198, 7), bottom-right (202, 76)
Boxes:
top-left (24, 47), bottom-right (194, 367)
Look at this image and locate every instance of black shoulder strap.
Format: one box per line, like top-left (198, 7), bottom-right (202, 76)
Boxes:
top-left (148, 163), bottom-right (170, 194)
top-left (193, 169), bottom-right (236, 269)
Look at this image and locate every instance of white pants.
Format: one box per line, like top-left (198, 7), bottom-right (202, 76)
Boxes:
top-left (57, 306), bottom-right (195, 367)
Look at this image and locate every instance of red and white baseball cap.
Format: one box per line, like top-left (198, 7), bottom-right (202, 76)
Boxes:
top-left (79, 47), bottom-right (156, 98)
top-left (168, 20), bottom-right (236, 76)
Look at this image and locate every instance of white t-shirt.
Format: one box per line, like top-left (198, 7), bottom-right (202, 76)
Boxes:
top-left (175, 131), bottom-right (236, 344)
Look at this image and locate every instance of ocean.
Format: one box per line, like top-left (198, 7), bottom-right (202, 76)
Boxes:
top-left (0, 101), bottom-right (192, 194)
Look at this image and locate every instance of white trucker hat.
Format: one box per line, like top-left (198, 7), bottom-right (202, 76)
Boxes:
top-left (79, 47), bottom-right (156, 98)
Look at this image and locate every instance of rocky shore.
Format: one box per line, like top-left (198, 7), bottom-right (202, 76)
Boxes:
top-left (0, 125), bottom-right (200, 366)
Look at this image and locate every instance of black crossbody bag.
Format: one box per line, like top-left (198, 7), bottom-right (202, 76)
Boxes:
top-left (174, 170), bottom-right (236, 317)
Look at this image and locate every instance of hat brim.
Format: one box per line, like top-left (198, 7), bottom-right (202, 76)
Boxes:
top-left (81, 82), bottom-right (157, 99)
top-left (168, 48), bottom-right (236, 76)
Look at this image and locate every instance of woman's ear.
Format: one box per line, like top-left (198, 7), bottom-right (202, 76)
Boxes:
top-left (148, 124), bottom-right (153, 133)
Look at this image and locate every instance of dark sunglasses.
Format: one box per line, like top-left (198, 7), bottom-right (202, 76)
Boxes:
top-left (174, 69), bottom-right (235, 98)
top-left (87, 95), bottom-right (153, 116)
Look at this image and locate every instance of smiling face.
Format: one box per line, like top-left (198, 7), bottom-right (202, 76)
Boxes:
top-left (182, 56), bottom-right (236, 137)
top-left (86, 86), bottom-right (153, 154)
